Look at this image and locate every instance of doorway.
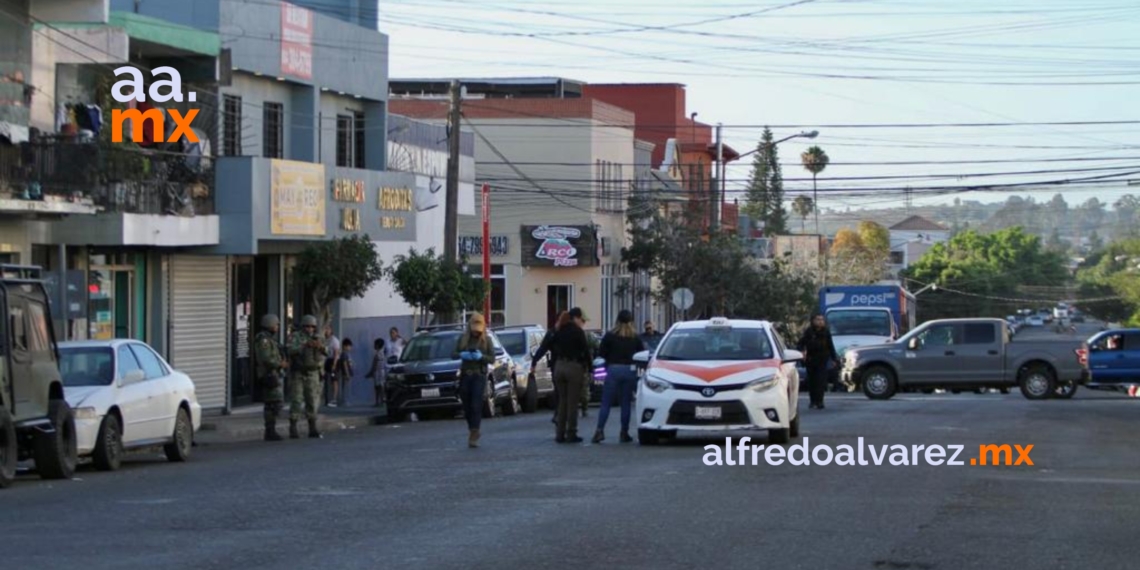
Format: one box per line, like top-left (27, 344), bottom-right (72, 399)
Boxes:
top-left (232, 259), bottom-right (253, 406)
top-left (546, 284), bottom-right (572, 329)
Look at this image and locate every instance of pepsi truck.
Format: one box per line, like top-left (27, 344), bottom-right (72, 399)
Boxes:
top-left (818, 284), bottom-right (917, 359)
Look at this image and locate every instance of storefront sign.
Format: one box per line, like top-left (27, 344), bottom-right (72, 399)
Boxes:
top-left (380, 186), bottom-right (413, 230)
top-left (331, 178), bottom-right (365, 232)
top-left (459, 236), bottom-right (509, 257)
top-left (271, 160), bottom-right (325, 236)
top-left (280, 2), bottom-right (313, 80)
top-left (520, 225), bottom-right (598, 268)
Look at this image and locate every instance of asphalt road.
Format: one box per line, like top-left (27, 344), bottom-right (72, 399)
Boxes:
top-left (3, 384), bottom-right (1139, 570)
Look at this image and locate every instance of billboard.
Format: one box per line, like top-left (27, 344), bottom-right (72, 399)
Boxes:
top-left (520, 225), bottom-right (598, 268)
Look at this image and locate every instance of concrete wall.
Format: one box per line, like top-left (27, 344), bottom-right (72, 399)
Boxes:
top-left (318, 93), bottom-right (365, 166)
top-left (31, 0), bottom-right (108, 22)
top-left (218, 73), bottom-right (296, 159)
top-left (30, 26), bottom-right (128, 132)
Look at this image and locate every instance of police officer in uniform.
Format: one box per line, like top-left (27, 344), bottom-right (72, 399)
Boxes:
top-left (288, 315), bottom-right (328, 439)
top-left (254, 314), bottom-right (288, 441)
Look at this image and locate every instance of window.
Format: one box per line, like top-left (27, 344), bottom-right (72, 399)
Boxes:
top-left (828, 310), bottom-right (893, 337)
top-left (262, 102), bottom-right (283, 159)
top-left (496, 330), bottom-right (527, 358)
top-left (917, 325), bottom-right (957, 348)
top-left (466, 264), bottom-right (506, 326)
top-left (336, 114), bottom-right (353, 167)
top-left (117, 345), bottom-right (142, 379)
top-left (889, 251), bottom-right (905, 265)
top-left (26, 301), bottom-right (51, 353)
top-left (60, 347), bottom-right (114, 387)
top-left (401, 332), bottom-right (462, 362)
top-left (1125, 333), bottom-right (1140, 351)
top-left (353, 111), bottom-right (366, 169)
top-left (9, 305), bottom-right (26, 352)
top-left (963, 323), bottom-right (997, 345)
top-left (130, 344), bottom-right (169, 379)
top-left (223, 94), bottom-right (243, 156)
top-left (595, 160), bottom-right (626, 212)
top-left (656, 328), bottom-right (774, 361)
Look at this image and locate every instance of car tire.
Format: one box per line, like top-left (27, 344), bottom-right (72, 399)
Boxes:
top-left (163, 407), bottom-right (193, 463)
top-left (0, 406), bottom-right (17, 489)
top-left (34, 399), bottom-right (77, 480)
top-left (861, 366), bottom-right (897, 400)
top-left (482, 379), bottom-right (497, 419)
top-left (974, 387), bottom-right (988, 395)
top-left (92, 413), bottom-right (124, 472)
top-left (1053, 380), bottom-right (1077, 400)
top-left (502, 378), bottom-right (520, 417)
top-left (522, 375), bottom-right (539, 414)
top-left (789, 412), bottom-right (800, 438)
top-left (921, 388), bottom-right (935, 394)
top-left (1019, 365), bottom-right (1055, 400)
top-left (1000, 387), bottom-right (1010, 395)
top-left (769, 426), bottom-right (790, 444)
top-left (638, 429), bottom-right (661, 446)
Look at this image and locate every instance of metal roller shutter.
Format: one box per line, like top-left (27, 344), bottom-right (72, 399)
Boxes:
top-left (169, 255), bottom-right (228, 410)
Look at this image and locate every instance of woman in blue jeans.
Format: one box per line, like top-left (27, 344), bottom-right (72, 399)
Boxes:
top-left (454, 313), bottom-right (494, 448)
top-left (592, 310), bottom-right (647, 444)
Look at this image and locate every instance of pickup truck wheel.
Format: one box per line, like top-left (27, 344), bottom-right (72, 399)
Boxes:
top-left (0, 406), bottom-right (16, 488)
top-left (862, 366), bottom-right (897, 400)
top-left (1053, 380), bottom-right (1077, 400)
top-left (34, 400), bottom-right (78, 480)
top-left (522, 375), bottom-right (539, 413)
top-left (1019, 366), bottom-right (1055, 400)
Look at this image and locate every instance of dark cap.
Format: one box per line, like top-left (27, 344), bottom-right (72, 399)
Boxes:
top-left (617, 309), bottom-right (633, 324)
top-left (568, 307), bottom-right (587, 321)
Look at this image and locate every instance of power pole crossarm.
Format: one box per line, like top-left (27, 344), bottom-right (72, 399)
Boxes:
top-left (444, 80), bottom-right (462, 264)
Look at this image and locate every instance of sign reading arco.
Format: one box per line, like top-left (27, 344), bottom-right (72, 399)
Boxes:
top-left (520, 225), bottom-right (597, 268)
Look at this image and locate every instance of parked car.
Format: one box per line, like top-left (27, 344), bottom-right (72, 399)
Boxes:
top-left (843, 318), bottom-right (1085, 400)
top-left (634, 317), bottom-right (802, 445)
top-left (60, 340), bottom-right (201, 471)
top-left (1078, 329), bottom-right (1140, 389)
top-left (1026, 316), bottom-right (1044, 327)
top-left (386, 327), bottom-right (519, 420)
top-left (490, 324), bottom-right (554, 412)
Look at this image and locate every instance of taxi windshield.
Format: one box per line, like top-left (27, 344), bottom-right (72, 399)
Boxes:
top-left (655, 327), bottom-right (773, 361)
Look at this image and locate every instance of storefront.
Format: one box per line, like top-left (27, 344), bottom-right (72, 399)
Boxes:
top-left (517, 224), bottom-right (601, 328)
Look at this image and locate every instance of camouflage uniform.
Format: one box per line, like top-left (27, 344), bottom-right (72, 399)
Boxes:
top-left (288, 315), bottom-right (328, 438)
top-left (254, 316), bottom-right (287, 441)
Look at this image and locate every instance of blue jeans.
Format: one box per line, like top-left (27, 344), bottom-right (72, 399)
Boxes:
top-left (458, 373), bottom-right (485, 430)
top-left (596, 365), bottom-right (637, 432)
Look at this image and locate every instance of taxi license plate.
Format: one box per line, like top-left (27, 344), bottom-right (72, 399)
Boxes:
top-left (694, 406), bottom-right (722, 420)
top-left (421, 388), bottom-right (441, 398)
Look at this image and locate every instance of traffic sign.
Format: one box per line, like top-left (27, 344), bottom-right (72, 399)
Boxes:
top-left (672, 287), bottom-right (694, 311)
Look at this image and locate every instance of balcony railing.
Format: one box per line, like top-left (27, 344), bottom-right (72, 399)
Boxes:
top-left (0, 136), bottom-right (214, 216)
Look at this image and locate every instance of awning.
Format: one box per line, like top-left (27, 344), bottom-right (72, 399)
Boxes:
top-left (109, 12), bottom-right (220, 56)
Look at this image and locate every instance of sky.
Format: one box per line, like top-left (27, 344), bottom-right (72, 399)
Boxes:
top-left (376, 0), bottom-right (1140, 213)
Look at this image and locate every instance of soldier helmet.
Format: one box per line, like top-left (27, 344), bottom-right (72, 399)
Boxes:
top-left (260, 314), bottom-right (280, 329)
top-left (301, 315), bottom-right (319, 327)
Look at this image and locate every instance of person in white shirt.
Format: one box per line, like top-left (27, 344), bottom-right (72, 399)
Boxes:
top-left (323, 325), bottom-right (341, 406)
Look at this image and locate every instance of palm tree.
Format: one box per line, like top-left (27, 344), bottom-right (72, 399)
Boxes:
top-left (800, 146), bottom-right (829, 234)
top-left (791, 195), bottom-right (814, 233)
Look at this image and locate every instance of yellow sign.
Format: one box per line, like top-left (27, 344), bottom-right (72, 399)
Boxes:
top-left (331, 179), bottom-right (365, 203)
top-left (379, 187), bottom-right (413, 212)
top-left (271, 160), bottom-right (325, 236)
top-left (341, 208), bottom-right (361, 231)
top-left (382, 216), bottom-right (406, 229)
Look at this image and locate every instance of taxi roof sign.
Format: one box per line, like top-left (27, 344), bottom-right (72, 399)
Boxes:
top-left (706, 317), bottom-right (732, 329)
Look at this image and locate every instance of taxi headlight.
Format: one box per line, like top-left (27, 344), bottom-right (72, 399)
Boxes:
top-left (74, 406), bottom-right (100, 420)
top-left (747, 375), bottom-right (778, 392)
top-left (643, 376), bottom-right (673, 393)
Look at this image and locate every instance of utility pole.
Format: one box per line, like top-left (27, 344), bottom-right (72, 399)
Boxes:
top-left (713, 123), bottom-right (723, 231)
top-left (444, 79), bottom-right (462, 264)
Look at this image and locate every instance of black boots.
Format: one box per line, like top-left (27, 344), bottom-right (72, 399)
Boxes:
top-left (566, 431), bottom-right (584, 444)
top-left (592, 429), bottom-right (605, 444)
top-left (264, 422), bottom-right (283, 442)
top-left (289, 420), bottom-right (301, 439)
top-left (308, 418), bottom-right (322, 439)
top-left (619, 430), bottom-right (633, 443)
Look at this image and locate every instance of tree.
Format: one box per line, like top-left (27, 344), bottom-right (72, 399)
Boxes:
top-left (742, 127), bottom-right (789, 235)
top-left (824, 224), bottom-right (890, 286)
top-left (1113, 194), bottom-right (1139, 237)
top-left (791, 195), bottom-right (814, 233)
top-left (1079, 197), bottom-right (1106, 232)
top-left (429, 257), bottom-right (487, 321)
top-left (800, 146), bottom-right (829, 234)
top-left (295, 235), bottom-right (385, 327)
top-left (857, 221), bottom-right (890, 256)
top-left (387, 247), bottom-right (441, 327)
top-left (1046, 228), bottom-right (1068, 253)
top-left (1076, 237), bottom-right (1140, 326)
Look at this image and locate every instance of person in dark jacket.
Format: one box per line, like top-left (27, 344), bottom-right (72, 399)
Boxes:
top-left (551, 307), bottom-right (592, 443)
top-left (533, 311), bottom-right (570, 424)
top-left (592, 310), bottom-right (646, 444)
top-left (797, 313), bottom-right (840, 409)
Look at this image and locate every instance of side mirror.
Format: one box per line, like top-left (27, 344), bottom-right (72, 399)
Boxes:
top-left (907, 338), bottom-right (919, 350)
top-left (121, 369), bottom-right (145, 385)
top-left (783, 349), bottom-right (804, 364)
top-left (632, 350), bottom-right (650, 365)
top-left (386, 355), bottom-right (399, 365)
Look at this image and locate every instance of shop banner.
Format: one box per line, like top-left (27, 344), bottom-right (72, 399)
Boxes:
top-left (280, 2), bottom-right (313, 80)
top-left (520, 225), bottom-right (598, 268)
top-left (271, 159), bottom-right (325, 236)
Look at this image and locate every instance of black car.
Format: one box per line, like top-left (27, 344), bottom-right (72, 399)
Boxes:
top-left (385, 327), bottom-right (519, 421)
top-left (491, 325), bottom-right (554, 413)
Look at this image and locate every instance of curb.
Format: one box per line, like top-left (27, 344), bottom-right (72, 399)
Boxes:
top-left (197, 413), bottom-right (387, 443)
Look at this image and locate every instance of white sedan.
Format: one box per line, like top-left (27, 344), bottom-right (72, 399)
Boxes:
top-left (634, 318), bottom-right (803, 445)
top-left (60, 340), bottom-right (202, 471)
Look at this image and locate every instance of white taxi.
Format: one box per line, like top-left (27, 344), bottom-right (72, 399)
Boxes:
top-left (633, 318), bottom-right (803, 445)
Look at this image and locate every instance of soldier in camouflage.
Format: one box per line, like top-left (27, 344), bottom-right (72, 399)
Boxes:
top-left (288, 314), bottom-right (328, 439)
top-left (254, 314), bottom-right (288, 441)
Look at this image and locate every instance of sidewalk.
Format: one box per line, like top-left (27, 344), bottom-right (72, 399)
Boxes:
top-left (197, 404), bottom-right (388, 444)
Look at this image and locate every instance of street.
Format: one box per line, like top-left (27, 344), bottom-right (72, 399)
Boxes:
top-left (3, 386), bottom-right (1138, 569)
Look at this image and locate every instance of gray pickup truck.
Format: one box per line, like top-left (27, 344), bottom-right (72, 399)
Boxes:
top-left (841, 318), bottom-right (1084, 400)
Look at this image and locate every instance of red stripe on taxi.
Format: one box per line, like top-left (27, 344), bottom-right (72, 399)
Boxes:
top-left (651, 360), bottom-right (780, 383)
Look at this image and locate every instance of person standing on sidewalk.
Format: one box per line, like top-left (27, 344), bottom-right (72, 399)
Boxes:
top-left (453, 313), bottom-right (494, 448)
top-left (323, 325), bottom-right (342, 407)
top-left (365, 337), bottom-right (387, 407)
top-left (592, 310), bottom-right (646, 444)
top-left (288, 315), bottom-right (328, 438)
top-left (254, 314), bottom-right (288, 441)
top-left (335, 338), bottom-right (355, 407)
top-left (797, 313), bottom-right (840, 410)
top-left (641, 320), bottom-right (664, 349)
top-left (551, 307), bottom-right (591, 443)
top-left (533, 311), bottom-right (570, 425)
